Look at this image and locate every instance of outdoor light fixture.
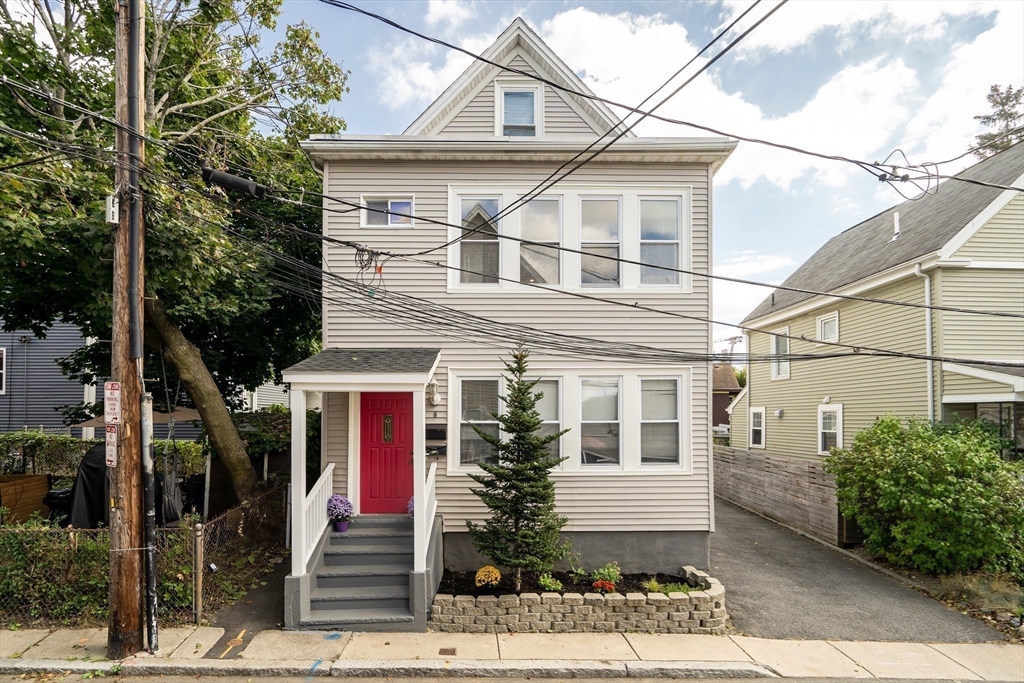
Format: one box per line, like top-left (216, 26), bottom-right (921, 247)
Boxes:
top-left (427, 380), bottom-right (440, 406)
top-left (823, 396), bottom-right (831, 404)
top-left (774, 409), bottom-right (784, 418)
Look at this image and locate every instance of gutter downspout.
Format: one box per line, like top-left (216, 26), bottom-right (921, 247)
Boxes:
top-left (913, 264), bottom-right (934, 422)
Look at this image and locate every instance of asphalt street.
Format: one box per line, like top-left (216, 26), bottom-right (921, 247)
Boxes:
top-left (710, 498), bottom-right (1004, 642)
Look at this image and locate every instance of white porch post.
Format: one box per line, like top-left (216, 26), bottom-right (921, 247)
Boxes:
top-left (413, 389), bottom-right (427, 572)
top-left (290, 388), bottom-right (307, 577)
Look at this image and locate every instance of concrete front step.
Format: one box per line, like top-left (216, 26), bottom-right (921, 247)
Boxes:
top-left (323, 546), bottom-right (413, 567)
top-left (310, 584), bottom-right (410, 612)
top-left (329, 530), bottom-right (413, 546)
top-left (299, 607), bottom-right (417, 632)
top-left (347, 515), bottom-right (413, 529)
top-left (315, 566), bottom-right (410, 589)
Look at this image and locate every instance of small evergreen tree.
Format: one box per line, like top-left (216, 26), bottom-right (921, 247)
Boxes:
top-left (466, 345), bottom-right (570, 591)
top-left (973, 84), bottom-right (1024, 158)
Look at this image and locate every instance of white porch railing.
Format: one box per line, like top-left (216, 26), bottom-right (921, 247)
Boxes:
top-left (414, 461), bottom-right (438, 572)
top-left (298, 462), bottom-right (335, 573)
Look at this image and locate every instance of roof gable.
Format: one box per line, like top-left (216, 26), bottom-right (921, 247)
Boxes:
top-left (743, 143), bottom-right (1024, 324)
top-left (404, 17), bottom-right (625, 137)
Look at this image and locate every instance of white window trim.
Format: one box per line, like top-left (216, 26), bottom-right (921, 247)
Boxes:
top-left (359, 195), bottom-right (415, 228)
top-left (749, 406), bottom-right (766, 449)
top-left (579, 195), bottom-right (622, 289)
top-left (770, 328), bottom-right (790, 381)
top-left (816, 311), bottom-right (839, 344)
top-left (638, 376), bottom-right (683, 467)
top-left (0, 347), bottom-right (5, 395)
top-left (448, 367), bottom-right (694, 476)
top-left (580, 375), bottom-right (622, 468)
top-left (638, 196), bottom-right (684, 288)
top-left (533, 377), bottom-right (563, 465)
top-left (454, 194), bottom-right (503, 288)
top-left (518, 195), bottom-right (563, 287)
top-left (494, 82), bottom-right (543, 137)
top-left (447, 183), bottom-right (693, 293)
top-left (817, 403), bottom-right (843, 455)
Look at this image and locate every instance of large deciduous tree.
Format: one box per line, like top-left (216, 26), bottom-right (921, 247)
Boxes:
top-left (0, 0), bottom-right (346, 500)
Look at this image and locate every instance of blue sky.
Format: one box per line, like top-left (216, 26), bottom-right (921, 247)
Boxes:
top-left (270, 0), bottom-right (1022, 352)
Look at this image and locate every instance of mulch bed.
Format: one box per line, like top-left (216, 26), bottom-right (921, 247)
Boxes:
top-left (438, 570), bottom-right (691, 596)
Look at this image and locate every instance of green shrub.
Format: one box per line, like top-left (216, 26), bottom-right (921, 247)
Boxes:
top-left (0, 433), bottom-right (95, 483)
top-left (662, 582), bottom-right (690, 595)
top-left (537, 572), bottom-right (562, 591)
top-left (825, 416), bottom-right (1024, 579)
top-left (591, 562), bottom-right (622, 584)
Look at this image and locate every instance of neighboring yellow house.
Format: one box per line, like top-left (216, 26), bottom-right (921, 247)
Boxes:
top-left (720, 143), bottom-right (1023, 544)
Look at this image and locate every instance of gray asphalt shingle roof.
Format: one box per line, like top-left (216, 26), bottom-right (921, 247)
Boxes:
top-left (283, 348), bottom-right (441, 375)
top-left (743, 143), bottom-right (1024, 324)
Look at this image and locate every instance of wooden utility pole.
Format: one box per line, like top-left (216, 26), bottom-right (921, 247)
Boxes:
top-left (108, 0), bottom-right (145, 659)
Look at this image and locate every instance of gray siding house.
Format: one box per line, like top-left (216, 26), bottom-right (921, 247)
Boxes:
top-left (281, 19), bottom-right (736, 631)
top-left (721, 143), bottom-right (1023, 545)
top-left (0, 322), bottom-right (95, 438)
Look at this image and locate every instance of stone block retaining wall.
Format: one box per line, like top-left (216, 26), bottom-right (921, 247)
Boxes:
top-left (429, 566), bottom-right (726, 634)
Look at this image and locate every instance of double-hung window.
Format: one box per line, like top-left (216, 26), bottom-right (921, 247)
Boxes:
top-left (459, 197), bottom-right (500, 284)
top-left (750, 407), bottom-right (765, 448)
top-left (770, 329), bottom-right (790, 380)
top-left (459, 379), bottom-right (500, 465)
top-left (818, 404), bottom-right (842, 454)
top-left (640, 379), bottom-right (680, 465)
top-left (640, 199), bottom-right (680, 285)
top-left (534, 379), bottom-right (561, 459)
top-left (363, 197), bottom-right (412, 226)
top-left (502, 91), bottom-right (536, 136)
top-left (817, 312), bottom-right (839, 343)
top-left (580, 198), bottom-right (620, 287)
top-left (580, 378), bottom-right (620, 465)
top-left (520, 198), bottom-right (560, 284)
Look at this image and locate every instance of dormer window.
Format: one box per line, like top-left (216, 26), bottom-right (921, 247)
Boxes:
top-left (496, 83), bottom-right (541, 137)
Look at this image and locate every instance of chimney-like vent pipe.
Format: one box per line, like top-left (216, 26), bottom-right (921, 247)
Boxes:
top-left (890, 211), bottom-right (901, 242)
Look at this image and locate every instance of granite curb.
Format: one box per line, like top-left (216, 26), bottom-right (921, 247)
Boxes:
top-left (0, 656), bottom-right (778, 679)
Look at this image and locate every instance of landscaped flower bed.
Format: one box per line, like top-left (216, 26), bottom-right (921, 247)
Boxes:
top-left (430, 566), bottom-right (726, 634)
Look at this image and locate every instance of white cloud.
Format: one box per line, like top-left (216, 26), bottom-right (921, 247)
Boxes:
top-left (425, 0), bottom-right (477, 31)
top-left (718, 0), bottom-right (999, 56)
top-left (713, 251), bottom-right (794, 329)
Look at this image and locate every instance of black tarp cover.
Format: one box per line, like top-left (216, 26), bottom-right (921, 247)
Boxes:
top-left (68, 442), bottom-right (109, 528)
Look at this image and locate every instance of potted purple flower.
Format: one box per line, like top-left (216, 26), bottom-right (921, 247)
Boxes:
top-left (327, 494), bottom-right (354, 532)
top-left (407, 496), bottom-right (414, 518)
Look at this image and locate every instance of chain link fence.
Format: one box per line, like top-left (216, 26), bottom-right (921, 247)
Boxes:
top-left (0, 432), bottom-right (96, 488)
top-left (0, 486), bottom-right (286, 628)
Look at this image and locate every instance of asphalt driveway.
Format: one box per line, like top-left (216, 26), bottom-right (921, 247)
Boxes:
top-left (710, 498), bottom-right (1005, 642)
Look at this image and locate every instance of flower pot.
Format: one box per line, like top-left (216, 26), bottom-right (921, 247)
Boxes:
top-left (333, 520), bottom-right (349, 532)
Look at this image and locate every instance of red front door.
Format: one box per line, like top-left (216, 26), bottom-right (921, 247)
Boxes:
top-left (360, 392), bottom-right (414, 514)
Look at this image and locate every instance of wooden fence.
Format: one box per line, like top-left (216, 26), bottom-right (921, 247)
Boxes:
top-left (713, 445), bottom-right (862, 546)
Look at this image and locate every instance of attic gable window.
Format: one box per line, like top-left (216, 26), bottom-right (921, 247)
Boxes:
top-left (495, 83), bottom-right (541, 137)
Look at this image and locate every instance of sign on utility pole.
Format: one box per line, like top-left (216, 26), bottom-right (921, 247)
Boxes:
top-left (104, 381), bottom-right (122, 424)
top-left (105, 425), bottom-right (118, 467)
top-left (108, 0), bottom-right (146, 660)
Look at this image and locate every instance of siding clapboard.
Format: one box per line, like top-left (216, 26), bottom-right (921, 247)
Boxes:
top-left (942, 369), bottom-right (1016, 396)
top-left (323, 159), bottom-right (712, 532)
top-left (744, 277), bottom-right (930, 458)
top-left (939, 267), bottom-right (1024, 360)
top-left (321, 391), bottom-right (349, 496)
top-left (953, 194), bottom-right (1024, 261)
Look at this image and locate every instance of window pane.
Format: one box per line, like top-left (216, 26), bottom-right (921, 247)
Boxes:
top-left (751, 427), bottom-right (763, 446)
top-left (521, 199), bottom-right (559, 242)
top-left (581, 246), bottom-right (619, 286)
top-left (389, 200), bottom-right (412, 225)
top-left (773, 335), bottom-right (789, 355)
top-left (821, 411), bottom-right (837, 431)
top-left (582, 379), bottom-right (618, 420)
top-left (640, 244), bottom-right (679, 285)
top-left (581, 423), bottom-right (619, 464)
top-left (751, 411), bottom-right (762, 428)
top-left (504, 92), bottom-right (535, 125)
top-left (461, 424), bottom-right (498, 465)
top-left (534, 380), bottom-right (559, 421)
top-left (821, 431), bottom-right (837, 452)
top-left (641, 423), bottom-right (679, 464)
top-left (504, 125), bottom-right (535, 136)
top-left (366, 201), bottom-right (387, 225)
top-left (462, 198), bottom-right (500, 227)
top-left (462, 380), bottom-right (499, 420)
top-left (640, 200), bottom-right (679, 240)
top-left (642, 380), bottom-right (677, 420)
top-left (821, 318), bottom-right (837, 340)
top-left (537, 422), bottom-right (561, 459)
top-left (460, 242), bottom-right (499, 283)
top-left (581, 200), bottom-right (619, 241)
top-left (520, 244), bottom-right (559, 284)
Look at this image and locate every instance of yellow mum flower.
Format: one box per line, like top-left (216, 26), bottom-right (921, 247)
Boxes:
top-left (475, 565), bottom-right (502, 587)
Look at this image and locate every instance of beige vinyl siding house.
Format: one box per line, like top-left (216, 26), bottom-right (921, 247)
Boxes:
top-left (281, 18), bottom-right (736, 631)
top-left (720, 143), bottom-right (1024, 545)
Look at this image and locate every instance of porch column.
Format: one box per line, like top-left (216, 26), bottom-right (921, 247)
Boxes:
top-left (413, 388), bottom-right (426, 572)
top-left (290, 388), bottom-right (307, 577)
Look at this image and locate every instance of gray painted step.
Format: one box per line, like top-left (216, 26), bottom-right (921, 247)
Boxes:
top-left (348, 515), bottom-right (412, 527)
top-left (323, 547), bottom-right (413, 567)
top-left (330, 530), bottom-right (413, 546)
top-left (299, 607), bottom-right (417, 632)
top-left (310, 585), bottom-right (410, 611)
top-left (315, 566), bottom-right (409, 589)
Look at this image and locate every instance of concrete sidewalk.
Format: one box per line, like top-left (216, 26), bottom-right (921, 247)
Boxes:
top-left (1, 627), bottom-right (1021, 680)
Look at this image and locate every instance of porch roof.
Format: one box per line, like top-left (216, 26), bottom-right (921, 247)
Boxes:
top-left (281, 347), bottom-right (441, 389)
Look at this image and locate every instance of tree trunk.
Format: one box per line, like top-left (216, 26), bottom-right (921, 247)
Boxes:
top-left (145, 297), bottom-right (257, 502)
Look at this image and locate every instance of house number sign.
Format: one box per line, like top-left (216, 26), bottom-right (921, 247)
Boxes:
top-left (382, 414), bottom-right (394, 443)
